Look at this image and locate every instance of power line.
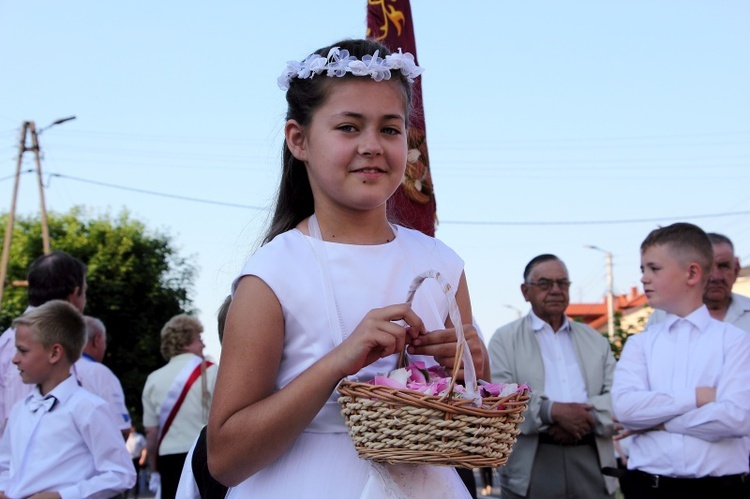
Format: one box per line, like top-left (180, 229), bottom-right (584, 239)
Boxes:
top-left (41, 172), bottom-right (750, 226)
top-left (0, 169), bottom-right (34, 183)
top-left (49, 150), bottom-right (750, 169)
top-left (47, 172), bottom-right (268, 211)
top-left (58, 128), bottom-right (750, 146)
top-left (54, 129), bottom-right (270, 147)
top-left (45, 144), bottom-right (259, 162)
top-left (439, 211), bottom-right (750, 227)
top-left (47, 156), bottom-right (261, 172)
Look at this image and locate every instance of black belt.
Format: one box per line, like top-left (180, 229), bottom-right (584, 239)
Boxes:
top-left (602, 467), bottom-right (746, 490)
top-left (538, 432), bottom-right (595, 446)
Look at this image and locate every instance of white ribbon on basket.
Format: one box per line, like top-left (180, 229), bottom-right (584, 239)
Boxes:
top-left (404, 270), bottom-right (481, 407)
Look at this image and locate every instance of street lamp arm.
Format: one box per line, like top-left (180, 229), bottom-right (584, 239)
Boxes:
top-left (51, 116), bottom-right (76, 126)
top-left (37, 116), bottom-right (76, 135)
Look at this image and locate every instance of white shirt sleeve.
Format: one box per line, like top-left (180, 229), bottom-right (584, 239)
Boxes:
top-left (612, 333), bottom-right (696, 430)
top-left (56, 399), bottom-right (136, 499)
top-left (97, 366), bottom-right (132, 431)
top-left (73, 361), bottom-right (132, 431)
top-left (663, 328), bottom-right (750, 441)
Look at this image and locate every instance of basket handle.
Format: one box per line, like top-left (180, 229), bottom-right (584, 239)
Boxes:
top-left (402, 270), bottom-right (481, 406)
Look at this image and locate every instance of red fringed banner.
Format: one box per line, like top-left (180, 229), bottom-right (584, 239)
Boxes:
top-left (367, 0), bottom-right (437, 236)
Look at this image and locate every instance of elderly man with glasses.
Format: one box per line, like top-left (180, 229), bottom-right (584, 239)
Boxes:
top-left (489, 254), bottom-right (618, 499)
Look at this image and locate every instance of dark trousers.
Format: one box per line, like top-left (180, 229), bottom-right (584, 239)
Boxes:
top-left (481, 467), bottom-right (493, 489)
top-left (158, 452), bottom-right (188, 499)
top-left (624, 470), bottom-right (745, 499)
top-left (128, 459), bottom-right (142, 498)
top-left (456, 467), bottom-right (477, 499)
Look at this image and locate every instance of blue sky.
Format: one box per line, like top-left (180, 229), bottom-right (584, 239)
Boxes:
top-left (1, 1), bottom-right (749, 360)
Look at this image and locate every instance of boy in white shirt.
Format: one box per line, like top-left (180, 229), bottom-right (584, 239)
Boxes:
top-left (612, 222), bottom-right (750, 498)
top-left (0, 300), bottom-right (135, 499)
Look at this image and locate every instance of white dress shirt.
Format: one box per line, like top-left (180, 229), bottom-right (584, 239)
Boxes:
top-left (723, 292), bottom-right (750, 332)
top-left (126, 431), bottom-right (147, 460)
top-left (612, 305), bottom-right (750, 477)
top-left (0, 375), bottom-right (135, 498)
top-left (531, 311), bottom-right (589, 404)
top-left (73, 354), bottom-right (132, 431)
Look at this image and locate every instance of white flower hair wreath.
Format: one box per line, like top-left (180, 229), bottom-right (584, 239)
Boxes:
top-left (277, 46), bottom-right (424, 90)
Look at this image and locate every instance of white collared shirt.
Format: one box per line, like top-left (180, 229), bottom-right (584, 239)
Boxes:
top-left (722, 292), bottom-right (750, 333)
top-left (530, 311), bottom-right (589, 403)
top-left (0, 375), bottom-right (135, 498)
top-left (73, 355), bottom-right (132, 431)
top-left (613, 305), bottom-right (750, 477)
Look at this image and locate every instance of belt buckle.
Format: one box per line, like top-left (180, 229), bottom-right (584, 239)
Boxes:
top-left (651, 474), bottom-right (660, 489)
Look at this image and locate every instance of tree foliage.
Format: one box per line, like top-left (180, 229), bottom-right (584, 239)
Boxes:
top-left (0, 207), bottom-right (197, 428)
top-left (606, 308), bottom-right (651, 359)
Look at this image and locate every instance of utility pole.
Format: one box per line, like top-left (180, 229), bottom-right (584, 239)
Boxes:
top-left (30, 122), bottom-right (51, 255)
top-left (0, 117), bottom-right (75, 307)
top-left (0, 123), bottom-right (30, 307)
top-left (585, 245), bottom-right (615, 343)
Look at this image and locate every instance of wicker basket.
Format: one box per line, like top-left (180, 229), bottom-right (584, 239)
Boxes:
top-left (338, 270), bottom-right (529, 469)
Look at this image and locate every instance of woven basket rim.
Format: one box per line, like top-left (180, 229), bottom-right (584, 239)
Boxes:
top-left (338, 379), bottom-right (530, 418)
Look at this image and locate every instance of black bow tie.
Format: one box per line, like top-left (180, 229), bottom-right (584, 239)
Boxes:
top-left (27, 395), bottom-right (57, 413)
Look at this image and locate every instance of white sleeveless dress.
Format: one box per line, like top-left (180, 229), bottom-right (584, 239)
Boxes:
top-left (226, 225), bottom-right (471, 498)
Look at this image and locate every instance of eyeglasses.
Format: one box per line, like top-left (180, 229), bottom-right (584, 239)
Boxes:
top-left (526, 278), bottom-right (571, 291)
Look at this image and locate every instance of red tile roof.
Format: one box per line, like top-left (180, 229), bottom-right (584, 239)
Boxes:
top-left (566, 286), bottom-right (648, 327)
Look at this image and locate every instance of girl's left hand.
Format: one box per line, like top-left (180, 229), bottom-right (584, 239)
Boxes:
top-left (407, 323), bottom-right (487, 380)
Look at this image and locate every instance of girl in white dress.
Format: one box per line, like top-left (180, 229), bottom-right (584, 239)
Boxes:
top-left (207, 38), bottom-right (490, 499)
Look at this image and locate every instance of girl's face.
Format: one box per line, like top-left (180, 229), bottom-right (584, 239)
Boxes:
top-left (290, 78), bottom-right (408, 215)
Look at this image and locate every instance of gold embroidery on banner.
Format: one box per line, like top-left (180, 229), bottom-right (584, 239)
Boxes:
top-left (367, 0), bottom-right (406, 41)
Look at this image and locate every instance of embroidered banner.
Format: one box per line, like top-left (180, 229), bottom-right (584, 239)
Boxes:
top-left (367, 0), bottom-right (437, 236)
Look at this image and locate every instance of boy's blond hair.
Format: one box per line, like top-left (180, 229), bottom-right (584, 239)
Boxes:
top-left (12, 299), bottom-right (86, 363)
top-left (640, 222), bottom-right (713, 284)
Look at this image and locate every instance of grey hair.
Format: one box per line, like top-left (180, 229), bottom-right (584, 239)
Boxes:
top-left (84, 316), bottom-right (106, 341)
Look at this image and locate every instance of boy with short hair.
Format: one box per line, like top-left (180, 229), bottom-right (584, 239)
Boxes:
top-left (0, 300), bottom-right (135, 499)
top-left (612, 222), bottom-right (750, 498)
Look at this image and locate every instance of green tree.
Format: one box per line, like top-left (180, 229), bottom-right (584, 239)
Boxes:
top-left (0, 206), bottom-right (197, 428)
top-left (606, 308), bottom-right (651, 359)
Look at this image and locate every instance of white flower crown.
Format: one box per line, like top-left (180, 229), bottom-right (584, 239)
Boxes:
top-left (277, 46), bottom-right (424, 90)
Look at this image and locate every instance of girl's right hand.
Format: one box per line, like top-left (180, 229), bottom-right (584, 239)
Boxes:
top-left (330, 303), bottom-right (425, 378)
